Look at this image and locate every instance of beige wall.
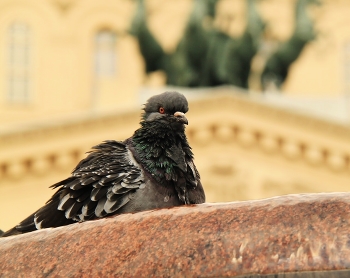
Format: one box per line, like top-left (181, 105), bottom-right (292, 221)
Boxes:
top-left (0, 0), bottom-right (143, 128)
top-left (1, 1), bottom-right (350, 127)
top-left (284, 0), bottom-right (350, 95)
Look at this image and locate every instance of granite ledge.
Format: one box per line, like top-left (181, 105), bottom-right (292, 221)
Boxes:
top-left (1, 192), bottom-right (350, 277)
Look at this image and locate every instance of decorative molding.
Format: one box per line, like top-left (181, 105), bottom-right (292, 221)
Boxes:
top-left (1, 92), bottom-right (350, 180)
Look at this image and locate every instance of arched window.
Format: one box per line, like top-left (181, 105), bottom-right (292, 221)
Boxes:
top-left (94, 30), bottom-right (117, 77)
top-left (7, 22), bottom-right (31, 103)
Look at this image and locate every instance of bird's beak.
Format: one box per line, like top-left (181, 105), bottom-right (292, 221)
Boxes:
top-left (174, 111), bottom-right (188, 125)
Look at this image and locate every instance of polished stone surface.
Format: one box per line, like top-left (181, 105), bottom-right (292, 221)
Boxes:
top-left (1, 193), bottom-right (350, 277)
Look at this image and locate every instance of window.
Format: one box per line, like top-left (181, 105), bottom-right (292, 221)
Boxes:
top-left (344, 41), bottom-right (350, 95)
top-left (94, 30), bottom-right (117, 77)
top-left (7, 22), bottom-right (31, 103)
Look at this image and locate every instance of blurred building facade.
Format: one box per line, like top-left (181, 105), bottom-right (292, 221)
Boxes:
top-left (1, 0), bottom-right (350, 230)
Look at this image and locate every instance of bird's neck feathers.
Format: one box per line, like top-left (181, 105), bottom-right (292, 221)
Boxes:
top-left (131, 120), bottom-right (193, 183)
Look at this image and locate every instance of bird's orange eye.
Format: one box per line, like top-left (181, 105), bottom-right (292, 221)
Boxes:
top-left (159, 107), bottom-right (165, 114)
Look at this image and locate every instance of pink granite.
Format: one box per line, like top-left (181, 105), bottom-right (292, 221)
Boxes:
top-left (1, 193), bottom-right (350, 277)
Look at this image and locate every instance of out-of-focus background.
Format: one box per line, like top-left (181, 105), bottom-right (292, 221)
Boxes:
top-left (1, 0), bottom-right (350, 231)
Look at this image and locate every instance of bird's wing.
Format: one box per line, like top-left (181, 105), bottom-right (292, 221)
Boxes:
top-left (16, 140), bottom-right (144, 231)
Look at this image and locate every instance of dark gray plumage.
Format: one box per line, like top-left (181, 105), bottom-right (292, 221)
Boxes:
top-left (1, 91), bottom-right (205, 237)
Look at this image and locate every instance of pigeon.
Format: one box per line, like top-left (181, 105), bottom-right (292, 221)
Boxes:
top-left (1, 91), bottom-right (205, 237)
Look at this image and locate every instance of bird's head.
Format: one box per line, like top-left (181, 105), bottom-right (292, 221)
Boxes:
top-left (142, 91), bottom-right (189, 128)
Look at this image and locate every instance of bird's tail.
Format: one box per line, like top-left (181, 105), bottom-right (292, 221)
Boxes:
top-left (0, 212), bottom-right (37, 237)
top-left (1, 196), bottom-right (74, 237)
top-left (1, 227), bottom-right (25, 237)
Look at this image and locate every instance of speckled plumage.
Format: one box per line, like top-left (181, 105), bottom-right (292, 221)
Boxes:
top-left (2, 91), bottom-right (205, 237)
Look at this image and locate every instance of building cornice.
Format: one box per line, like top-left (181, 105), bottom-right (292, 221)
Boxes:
top-left (1, 90), bottom-right (350, 180)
